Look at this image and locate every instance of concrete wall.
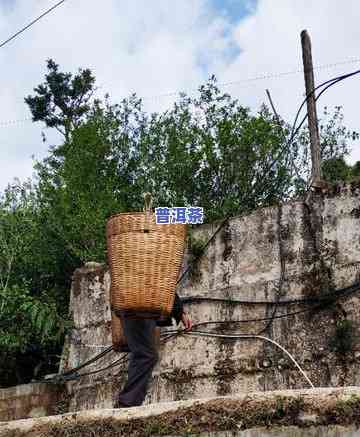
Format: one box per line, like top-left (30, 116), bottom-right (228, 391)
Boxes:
top-left (2, 182), bottom-right (360, 422)
top-left (0, 382), bottom-right (64, 422)
top-left (59, 182), bottom-right (360, 412)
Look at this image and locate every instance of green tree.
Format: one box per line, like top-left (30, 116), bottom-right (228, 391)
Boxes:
top-left (135, 79), bottom-right (291, 222)
top-left (25, 58), bottom-right (96, 142)
top-left (32, 95), bottom-right (148, 262)
top-left (322, 157), bottom-right (352, 183)
top-left (292, 105), bottom-right (359, 190)
top-left (30, 77), bottom-right (292, 262)
top-left (351, 161), bottom-right (360, 178)
top-left (0, 180), bottom-right (75, 386)
top-left (28, 74), bottom-right (358, 263)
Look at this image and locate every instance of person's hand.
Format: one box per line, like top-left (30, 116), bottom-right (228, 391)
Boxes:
top-left (181, 312), bottom-right (192, 331)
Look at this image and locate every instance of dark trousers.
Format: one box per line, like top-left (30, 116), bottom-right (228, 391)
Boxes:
top-left (116, 316), bottom-right (159, 407)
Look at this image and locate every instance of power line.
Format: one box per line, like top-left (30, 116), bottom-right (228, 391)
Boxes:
top-left (1, 56), bottom-right (360, 129)
top-left (0, 117), bottom-right (32, 127)
top-left (176, 67), bottom-right (360, 287)
top-left (140, 56), bottom-right (360, 102)
top-left (0, 0), bottom-right (68, 49)
top-left (291, 68), bottom-right (360, 143)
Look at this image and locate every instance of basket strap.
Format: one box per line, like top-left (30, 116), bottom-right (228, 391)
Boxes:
top-left (142, 192), bottom-right (153, 232)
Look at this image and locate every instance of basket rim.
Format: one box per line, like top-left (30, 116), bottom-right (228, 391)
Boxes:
top-left (107, 211), bottom-right (154, 221)
top-left (107, 211), bottom-right (188, 226)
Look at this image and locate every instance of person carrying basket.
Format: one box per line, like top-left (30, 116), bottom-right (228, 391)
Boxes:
top-left (111, 193), bottom-right (193, 408)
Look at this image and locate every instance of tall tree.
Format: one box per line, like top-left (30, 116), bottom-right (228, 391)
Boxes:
top-left (25, 58), bottom-right (96, 142)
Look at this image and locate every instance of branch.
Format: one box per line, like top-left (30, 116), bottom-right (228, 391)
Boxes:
top-left (54, 125), bottom-right (66, 138)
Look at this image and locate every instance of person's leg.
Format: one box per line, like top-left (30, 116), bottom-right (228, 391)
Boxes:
top-left (116, 316), bottom-right (159, 407)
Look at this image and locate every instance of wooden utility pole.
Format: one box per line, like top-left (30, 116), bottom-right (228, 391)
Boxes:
top-left (301, 29), bottom-right (323, 188)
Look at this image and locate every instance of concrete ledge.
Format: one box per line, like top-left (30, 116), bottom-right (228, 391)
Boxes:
top-left (1, 386), bottom-right (360, 436)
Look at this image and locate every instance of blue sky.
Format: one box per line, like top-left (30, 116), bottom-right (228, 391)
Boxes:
top-left (196, 0), bottom-right (257, 72)
top-left (211, 0), bottom-right (258, 22)
top-left (0, 0), bottom-right (359, 192)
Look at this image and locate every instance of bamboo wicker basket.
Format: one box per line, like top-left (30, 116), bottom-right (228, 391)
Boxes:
top-left (106, 201), bottom-right (187, 320)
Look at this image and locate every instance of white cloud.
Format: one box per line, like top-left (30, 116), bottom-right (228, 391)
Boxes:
top-left (0, 0), bottom-right (240, 192)
top-left (216, 0), bottom-right (360, 164)
top-left (0, 0), bottom-right (359, 193)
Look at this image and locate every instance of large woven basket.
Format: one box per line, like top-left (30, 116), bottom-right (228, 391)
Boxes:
top-left (106, 208), bottom-right (187, 319)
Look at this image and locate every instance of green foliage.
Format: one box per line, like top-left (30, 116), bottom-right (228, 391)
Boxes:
top-left (26, 65), bottom-right (358, 264)
top-left (0, 179), bottom-right (77, 385)
top-left (290, 105), bottom-right (358, 193)
top-left (351, 161), bottom-right (360, 177)
top-left (0, 284), bottom-right (72, 351)
top-left (187, 229), bottom-right (207, 260)
top-left (136, 79), bottom-right (292, 222)
top-left (25, 58), bottom-right (96, 141)
top-left (32, 96), bottom-right (146, 262)
top-left (322, 157), bottom-right (352, 183)
top-left (325, 395), bottom-right (360, 426)
top-left (321, 158), bottom-right (360, 184)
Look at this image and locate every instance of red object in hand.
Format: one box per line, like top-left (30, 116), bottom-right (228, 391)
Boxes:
top-left (181, 312), bottom-right (193, 331)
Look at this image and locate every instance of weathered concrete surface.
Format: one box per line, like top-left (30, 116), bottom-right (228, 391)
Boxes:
top-left (0, 382), bottom-right (65, 422)
top-left (1, 387), bottom-right (360, 436)
top-left (56, 183), bottom-right (360, 413)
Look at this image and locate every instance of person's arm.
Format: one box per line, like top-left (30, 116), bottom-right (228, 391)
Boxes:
top-left (171, 293), bottom-right (192, 330)
top-left (170, 293), bottom-right (183, 325)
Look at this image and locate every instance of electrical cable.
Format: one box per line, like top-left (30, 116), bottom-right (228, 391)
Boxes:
top-left (154, 327), bottom-right (314, 388)
top-left (164, 284), bottom-right (358, 335)
top-left (290, 68), bottom-right (360, 142)
top-left (61, 275), bottom-right (360, 383)
top-left (61, 332), bottom-right (180, 381)
top-left (54, 282), bottom-right (357, 381)
top-left (161, 308), bottom-right (311, 333)
top-left (39, 273), bottom-right (358, 385)
top-left (73, 354), bottom-right (128, 379)
top-left (176, 86), bottom-right (303, 286)
top-left (48, 324), bottom-right (314, 386)
top-left (0, 0), bottom-right (68, 49)
top-left (181, 330), bottom-right (314, 388)
top-left (140, 57), bottom-right (360, 102)
top-left (2, 59), bottom-right (359, 129)
top-left (36, 345), bottom-right (114, 383)
top-left (60, 345), bottom-right (113, 376)
top-left (249, 68), bottom-right (360, 202)
top-left (177, 62), bottom-right (360, 288)
top-left (0, 117), bottom-right (32, 127)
